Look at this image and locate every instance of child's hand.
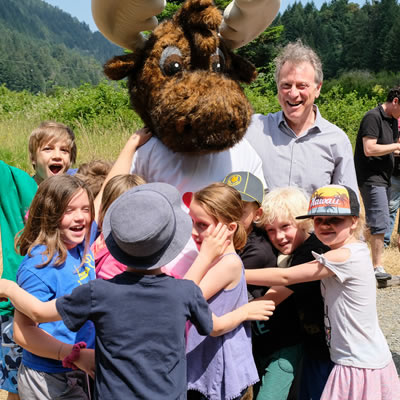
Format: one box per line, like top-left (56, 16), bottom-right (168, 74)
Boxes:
top-left (243, 299), bottom-right (275, 321)
top-left (74, 348), bottom-right (95, 379)
top-left (199, 223), bottom-right (231, 263)
top-left (130, 127), bottom-right (152, 148)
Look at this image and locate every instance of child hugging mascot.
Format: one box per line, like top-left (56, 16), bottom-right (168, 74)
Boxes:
top-left (91, 0), bottom-right (280, 275)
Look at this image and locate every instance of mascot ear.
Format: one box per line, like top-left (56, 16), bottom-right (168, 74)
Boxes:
top-left (228, 52), bottom-right (258, 84)
top-left (104, 53), bottom-right (137, 81)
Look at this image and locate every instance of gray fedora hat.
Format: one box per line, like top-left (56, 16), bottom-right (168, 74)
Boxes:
top-left (102, 182), bottom-right (192, 270)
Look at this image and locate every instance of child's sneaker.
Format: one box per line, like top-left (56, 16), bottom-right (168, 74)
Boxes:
top-left (374, 266), bottom-right (392, 281)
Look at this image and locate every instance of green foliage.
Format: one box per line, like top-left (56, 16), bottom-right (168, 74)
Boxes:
top-left (236, 26), bottom-right (283, 69)
top-left (46, 81), bottom-right (141, 129)
top-left (323, 71), bottom-right (400, 99)
top-left (274, 0), bottom-right (400, 79)
top-left (0, 0), bottom-right (121, 93)
top-left (317, 86), bottom-right (378, 147)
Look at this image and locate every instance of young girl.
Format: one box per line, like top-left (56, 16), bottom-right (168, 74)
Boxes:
top-left (14, 174), bottom-right (96, 399)
top-left (92, 174), bottom-right (145, 279)
top-left (183, 182), bottom-right (259, 400)
top-left (246, 185), bottom-right (400, 400)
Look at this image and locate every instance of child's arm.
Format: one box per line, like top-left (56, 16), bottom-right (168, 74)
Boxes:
top-left (210, 299), bottom-right (275, 337)
top-left (14, 310), bottom-right (69, 358)
top-left (245, 255), bottom-right (337, 287)
top-left (184, 223), bottom-right (230, 285)
top-left (93, 127), bottom-right (152, 222)
top-left (13, 311), bottom-right (95, 377)
top-left (255, 286), bottom-right (294, 306)
top-left (0, 279), bottom-right (60, 322)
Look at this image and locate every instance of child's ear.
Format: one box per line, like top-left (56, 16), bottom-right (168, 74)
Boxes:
top-left (227, 222), bottom-right (237, 235)
top-left (253, 207), bottom-right (263, 223)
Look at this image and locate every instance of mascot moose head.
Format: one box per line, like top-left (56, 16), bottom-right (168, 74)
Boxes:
top-left (92, 0), bottom-right (280, 154)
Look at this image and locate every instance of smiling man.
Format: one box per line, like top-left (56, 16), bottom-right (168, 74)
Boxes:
top-left (245, 40), bottom-right (357, 197)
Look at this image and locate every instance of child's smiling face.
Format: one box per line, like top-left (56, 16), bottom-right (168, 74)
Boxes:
top-left (313, 216), bottom-right (357, 249)
top-left (60, 189), bottom-right (91, 250)
top-left (265, 218), bottom-right (308, 255)
top-left (33, 139), bottom-right (71, 183)
top-left (189, 199), bottom-right (219, 251)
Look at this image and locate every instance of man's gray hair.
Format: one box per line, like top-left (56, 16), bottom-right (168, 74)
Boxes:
top-left (274, 39), bottom-right (323, 85)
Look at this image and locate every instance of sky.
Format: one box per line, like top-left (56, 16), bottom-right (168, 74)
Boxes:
top-left (43, 0), bottom-right (368, 33)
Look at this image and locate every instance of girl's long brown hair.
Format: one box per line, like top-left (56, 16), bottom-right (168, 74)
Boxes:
top-left (15, 175), bottom-right (94, 268)
top-left (193, 182), bottom-right (247, 250)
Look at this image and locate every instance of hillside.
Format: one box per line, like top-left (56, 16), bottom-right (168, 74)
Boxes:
top-left (0, 0), bottom-right (121, 93)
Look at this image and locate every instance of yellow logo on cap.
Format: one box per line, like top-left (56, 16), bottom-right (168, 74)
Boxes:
top-left (227, 174), bottom-right (242, 187)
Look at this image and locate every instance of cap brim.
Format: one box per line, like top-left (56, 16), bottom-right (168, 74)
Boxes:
top-left (296, 211), bottom-right (355, 220)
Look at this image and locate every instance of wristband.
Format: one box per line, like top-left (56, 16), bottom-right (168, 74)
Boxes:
top-left (62, 341), bottom-right (87, 370)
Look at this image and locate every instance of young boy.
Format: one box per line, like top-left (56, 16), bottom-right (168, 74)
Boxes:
top-left (223, 171), bottom-right (277, 300)
top-left (257, 186), bottom-right (334, 400)
top-left (0, 161), bottom-right (37, 400)
top-left (0, 183), bottom-right (274, 400)
top-left (28, 121), bottom-right (77, 184)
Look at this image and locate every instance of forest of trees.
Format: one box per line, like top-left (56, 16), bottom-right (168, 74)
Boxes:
top-left (163, 0), bottom-right (400, 81)
top-left (0, 0), bottom-right (120, 93)
top-left (0, 0), bottom-right (399, 94)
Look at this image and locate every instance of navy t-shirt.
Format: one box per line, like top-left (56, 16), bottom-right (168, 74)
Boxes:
top-left (56, 272), bottom-right (212, 400)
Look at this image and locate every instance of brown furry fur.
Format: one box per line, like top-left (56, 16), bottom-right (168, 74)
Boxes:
top-left (103, 0), bottom-right (258, 153)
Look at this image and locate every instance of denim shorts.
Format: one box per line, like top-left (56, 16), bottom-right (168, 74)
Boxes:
top-left (359, 185), bottom-right (390, 235)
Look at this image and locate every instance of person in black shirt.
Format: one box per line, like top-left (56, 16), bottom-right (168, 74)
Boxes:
top-left (354, 86), bottom-right (400, 280)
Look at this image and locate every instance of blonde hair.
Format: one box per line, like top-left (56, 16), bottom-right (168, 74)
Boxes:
top-left (352, 211), bottom-right (366, 241)
top-left (76, 159), bottom-right (114, 198)
top-left (29, 121), bottom-right (77, 168)
top-left (98, 174), bottom-right (146, 229)
top-left (193, 182), bottom-right (247, 250)
top-left (15, 175), bottom-right (94, 269)
top-left (258, 186), bottom-right (312, 232)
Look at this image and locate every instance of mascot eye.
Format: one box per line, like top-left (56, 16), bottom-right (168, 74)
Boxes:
top-left (210, 48), bottom-right (225, 73)
top-left (160, 46), bottom-right (184, 76)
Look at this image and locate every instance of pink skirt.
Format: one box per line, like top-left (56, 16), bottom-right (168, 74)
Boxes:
top-left (321, 360), bottom-right (400, 400)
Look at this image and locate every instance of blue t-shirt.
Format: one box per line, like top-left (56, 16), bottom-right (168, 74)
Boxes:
top-left (17, 243), bottom-right (96, 373)
top-left (56, 272), bottom-right (213, 400)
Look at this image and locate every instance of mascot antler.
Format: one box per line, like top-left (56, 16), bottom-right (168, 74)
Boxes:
top-left (92, 0), bottom-right (280, 50)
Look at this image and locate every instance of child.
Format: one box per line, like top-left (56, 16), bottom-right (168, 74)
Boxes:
top-left (257, 187), bottom-right (332, 400)
top-left (0, 161), bottom-right (37, 400)
top-left (14, 174), bottom-right (96, 399)
top-left (0, 183), bottom-right (274, 400)
top-left (92, 174), bottom-right (145, 279)
top-left (28, 121), bottom-right (77, 184)
top-left (223, 171), bottom-right (277, 301)
top-left (76, 160), bottom-right (113, 198)
top-left (183, 182), bottom-right (259, 400)
top-left (247, 185), bottom-right (400, 400)
top-left (90, 128), bottom-right (149, 279)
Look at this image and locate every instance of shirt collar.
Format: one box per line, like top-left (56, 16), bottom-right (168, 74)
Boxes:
top-left (278, 105), bottom-right (322, 137)
top-left (378, 103), bottom-right (395, 122)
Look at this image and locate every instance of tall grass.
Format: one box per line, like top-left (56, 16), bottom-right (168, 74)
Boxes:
top-left (0, 77), bottom-right (384, 171)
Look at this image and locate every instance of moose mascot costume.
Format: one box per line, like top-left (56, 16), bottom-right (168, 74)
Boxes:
top-left (92, 0), bottom-right (280, 275)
